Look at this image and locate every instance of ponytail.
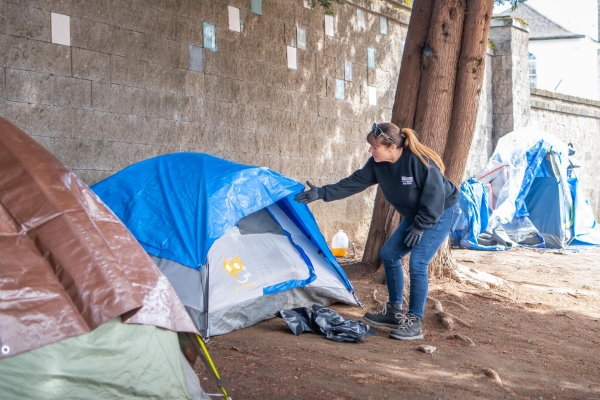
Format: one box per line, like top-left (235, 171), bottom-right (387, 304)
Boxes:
top-left (401, 128), bottom-right (445, 173)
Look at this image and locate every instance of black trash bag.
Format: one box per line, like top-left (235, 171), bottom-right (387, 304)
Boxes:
top-left (277, 307), bottom-right (316, 336)
top-left (277, 304), bottom-right (376, 343)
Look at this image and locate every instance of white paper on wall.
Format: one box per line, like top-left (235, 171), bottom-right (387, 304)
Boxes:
top-left (368, 86), bottom-right (377, 106)
top-left (325, 15), bottom-right (334, 37)
top-left (228, 5), bottom-right (241, 32)
top-left (380, 16), bottom-right (388, 35)
top-left (287, 46), bottom-right (297, 70)
top-left (344, 61), bottom-right (352, 82)
top-left (357, 9), bottom-right (365, 29)
top-left (51, 13), bottom-right (70, 46)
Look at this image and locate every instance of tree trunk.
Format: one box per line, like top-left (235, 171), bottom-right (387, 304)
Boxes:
top-left (443, 0), bottom-right (495, 186)
top-left (413, 0), bottom-right (466, 156)
top-left (362, 0), bottom-right (435, 266)
top-left (362, 0), bottom-right (496, 282)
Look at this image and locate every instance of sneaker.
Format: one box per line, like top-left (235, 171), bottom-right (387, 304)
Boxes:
top-left (363, 302), bottom-right (405, 328)
top-left (389, 314), bottom-right (424, 340)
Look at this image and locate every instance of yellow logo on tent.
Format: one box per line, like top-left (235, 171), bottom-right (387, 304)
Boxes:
top-left (223, 255), bottom-right (245, 278)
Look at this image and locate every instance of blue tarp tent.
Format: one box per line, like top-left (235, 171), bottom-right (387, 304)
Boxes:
top-left (452, 127), bottom-right (600, 250)
top-left (92, 153), bottom-right (359, 337)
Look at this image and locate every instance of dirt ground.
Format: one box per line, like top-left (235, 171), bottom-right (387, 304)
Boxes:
top-left (194, 246), bottom-right (600, 399)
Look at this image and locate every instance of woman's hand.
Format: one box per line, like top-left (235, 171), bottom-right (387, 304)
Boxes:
top-left (404, 224), bottom-right (424, 247)
top-left (294, 181), bottom-right (322, 204)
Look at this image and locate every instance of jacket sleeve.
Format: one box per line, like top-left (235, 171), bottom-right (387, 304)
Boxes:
top-left (319, 158), bottom-right (377, 202)
top-left (413, 164), bottom-right (446, 230)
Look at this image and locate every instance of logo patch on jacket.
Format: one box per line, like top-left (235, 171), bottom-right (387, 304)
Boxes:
top-left (401, 176), bottom-right (413, 185)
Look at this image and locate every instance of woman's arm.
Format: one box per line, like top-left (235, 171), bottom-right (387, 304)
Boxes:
top-left (320, 158), bottom-right (378, 202)
top-left (412, 165), bottom-right (446, 230)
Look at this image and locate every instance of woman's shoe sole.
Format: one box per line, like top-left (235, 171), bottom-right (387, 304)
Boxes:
top-left (363, 316), bottom-right (401, 329)
top-left (389, 333), bottom-right (424, 340)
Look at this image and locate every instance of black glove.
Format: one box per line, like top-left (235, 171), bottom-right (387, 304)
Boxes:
top-left (294, 181), bottom-right (322, 204)
top-left (404, 224), bottom-right (424, 247)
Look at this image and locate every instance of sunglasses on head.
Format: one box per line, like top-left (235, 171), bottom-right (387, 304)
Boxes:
top-left (372, 123), bottom-right (395, 143)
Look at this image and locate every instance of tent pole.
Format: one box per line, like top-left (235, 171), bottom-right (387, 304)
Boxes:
top-left (205, 262), bottom-right (210, 341)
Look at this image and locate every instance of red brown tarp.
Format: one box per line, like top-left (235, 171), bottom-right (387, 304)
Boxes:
top-left (0, 117), bottom-right (197, 359)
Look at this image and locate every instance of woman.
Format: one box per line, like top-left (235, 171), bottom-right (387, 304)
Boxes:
top-left (294, 122), bottom-right (460, 340)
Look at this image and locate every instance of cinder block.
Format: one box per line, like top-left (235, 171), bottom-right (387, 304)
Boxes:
top-left (244, 13), bottom-right (284, 43)
top-left (93, 140), bottom-right (131, 170)
top-left (179, 121), bottom-right (203, 149)
top-left (0, 68), bottom-right (4, 101)
top-left (0, 3), bottom-right (6, 35)
top-left (3, 102), bottom-right (33, 133)
top-left (111, 0), bottom-right (153, 36)
top-left (159, 92), bottom-right (181, 120)
top-left (72, 48), bottom-right (110, 82)
top-left (6, 69), bottom-right (53, 104)
top-left (128, 87), bottom-right (148, 116)
top-left (143, 89), bottom-right (162, 117)
top-left (30, 135), bottom-right (55, 154)
top-left (3, 35), bottom-right (71, 76)
top-left (184, 71), bottom-right (205, 98)
top-left (293, 3), bottom-right (321, 33)
top-left (30, 104), bottom-right (75, 138)
top-left (325, 77), bottom-right (336, 98)
top-left (367, 68), bottom-right (390, 88)
top-left (317, 96), bottom-right (339, 119)
top-left (72, 107), bottom-right (97, 140)
top-left (51, 75), bottom-right (92, 109)
top-left (109, 84), bottom-right (136, 114)
top-left (91, 81), bottom-right (111, 111)
top-left (71, 0), bottom-right (110, 24)
top-left (296, 93), bottom-right (318, 115)
top-left (168, 14), bottom-right (191, 43)
top-left (5, 3), bottom-right (50, 41)
top-left (111, 55), bottom-right (145, 87)
top-left (54, 138), bottom-right (96, 169)
top-left (179, 96), bottom-right (198, 123)
top-left (189, 0), bottom-right (217, 23)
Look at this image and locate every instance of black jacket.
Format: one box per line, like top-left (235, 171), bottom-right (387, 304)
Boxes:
top-left (319, 149), bottom-right (459, 230)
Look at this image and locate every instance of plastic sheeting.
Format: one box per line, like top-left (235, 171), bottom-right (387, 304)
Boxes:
top-left (0, 318), bottom-right (204, 400)
top-left (452, 127), bottom-right (599, 250)
top-left (278, 305), bottom-right (376, 343)
top-left (92, 153), bottom-right (303, 269)
top-left (0, 118), bottom-right (197, 359)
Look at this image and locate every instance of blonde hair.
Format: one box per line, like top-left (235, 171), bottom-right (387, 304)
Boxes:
top-left (401, 128), bottom-right (445, 173)
top-left (366, 123), bottom-right (445, 173)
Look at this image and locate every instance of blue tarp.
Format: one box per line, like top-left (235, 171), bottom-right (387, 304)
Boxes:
top-left (453, 128), bottom-right (600, 251)
top-left (92, 153), bottom-right (327, 271)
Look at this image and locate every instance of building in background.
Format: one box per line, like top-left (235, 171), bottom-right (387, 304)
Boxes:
top-left (497, 2), bottom-right (600, 100)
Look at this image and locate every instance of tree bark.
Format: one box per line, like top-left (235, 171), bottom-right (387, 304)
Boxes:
top-left (443, 0), bottom-right (495, 186)
top-left (413, 0), bottom-right (466, 156)
top-left (362, 0), bottom-right (435, 266)
top-left (362, 0), bottom-right (496, 283)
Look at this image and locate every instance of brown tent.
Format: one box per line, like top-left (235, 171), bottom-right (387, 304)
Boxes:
top-left (0, 117), bottom-right (197, 359)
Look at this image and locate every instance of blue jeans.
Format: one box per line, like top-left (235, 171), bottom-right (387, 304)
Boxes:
top-left (379, 203), bottom-right (461, 318)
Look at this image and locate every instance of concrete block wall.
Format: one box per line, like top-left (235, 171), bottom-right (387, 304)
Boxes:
top-left (462, 50), bottom-right (494, 180)
top-left (0, 0), bottom-right (409, 244)
top-left (489, 18), bottom-right (531, 146)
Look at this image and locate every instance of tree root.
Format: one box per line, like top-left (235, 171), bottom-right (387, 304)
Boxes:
top-left (427, 296), bottom-right (471, 330)
top-left (442, 300), bottom-right (469, 311)
top-left (372, 289), bottom-right (385, 307)
top-left (449, 334), bottom-right (475, 347)
top-left (449, 263), bottom-right (505, 289)
top-left (460, 290), bottom-right (513, 303)
top-left (483, 368), bottom-right (502, 386)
